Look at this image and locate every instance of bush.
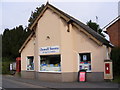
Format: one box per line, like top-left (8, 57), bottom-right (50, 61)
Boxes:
top-left (110, 47), bottom-right (120, 76)
top-left (2, 57), bottom-right (14, 75)
top-left (0, 58), bottom-right (2, 74)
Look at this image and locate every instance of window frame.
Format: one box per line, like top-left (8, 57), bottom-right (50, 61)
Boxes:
top-left (79, 53), bottom-right (91, 72)
top-left (39, 55), bottom-right (61, 72)
top-left (26, 56), bottom-right (34, 71)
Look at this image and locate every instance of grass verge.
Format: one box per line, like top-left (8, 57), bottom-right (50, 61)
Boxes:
top-left (113, 76), bottom-right (120, 83)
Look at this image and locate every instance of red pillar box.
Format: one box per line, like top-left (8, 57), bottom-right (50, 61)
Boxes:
top-left (16, 57), bottom-right (21, 72)
top-left (78, 70), bottom-right (86, 82)
top-left (104, 60), bottom-right (113, 80)
top-left (105, 63), bottom-right (110, 74)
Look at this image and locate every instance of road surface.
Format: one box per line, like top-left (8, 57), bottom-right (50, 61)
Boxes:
top-left (3, 77), bottom-right (46, 88)
top-left (2, 75), bottom-right (120, 89)
top-left (2, 76), bottom-right (53, 89)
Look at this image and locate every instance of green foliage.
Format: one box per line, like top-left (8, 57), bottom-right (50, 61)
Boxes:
top-left (2, 57), bottom-right (13, 74)
top-left (28, 4), bottom-right (45, 27)
top-left (0, 61), bottom-right (1, 74)
top-left (0, 34), bottom-right (2, 74)
top-left (2, 25), bottom-right (31, 74)
top-left (2, 25), bottom-right (31, 61)
top-left (0, 34), bottom-right (2, 56)
top-left (87, 20), bottom-right (105, 37)
top-left (113, 76), bottom-right (120, 83)
top-left (110, 47), bottom-right (120, 76)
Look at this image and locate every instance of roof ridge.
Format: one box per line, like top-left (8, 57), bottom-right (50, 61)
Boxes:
top-left (48, 3), bottom-right (108, 40)
top-left (24, 3), bottom-right (113, 53)
top-left (102, 15), bottom-right (120, 29)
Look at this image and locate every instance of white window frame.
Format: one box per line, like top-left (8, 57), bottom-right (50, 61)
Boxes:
top-left (26, 56), bottom-right (34, 71)
top-left (79, 53), bottom-right (92, 72)
top-left (39, 55), bottom-right (61, 73)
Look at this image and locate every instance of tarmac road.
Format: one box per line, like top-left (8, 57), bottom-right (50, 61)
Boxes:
top-left (3, 77), bottom-right (46, 88)
top-left (2, 75), bottom-right (120, 89)
top-left (2, 75), bottom-right (53, 90)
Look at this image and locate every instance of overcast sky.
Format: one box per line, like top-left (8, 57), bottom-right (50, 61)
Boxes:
top-left (0, 0), bottom-right (119, 34)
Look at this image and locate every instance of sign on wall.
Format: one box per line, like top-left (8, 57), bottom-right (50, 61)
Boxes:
top-left (40, 46), bottom-right (60, 54)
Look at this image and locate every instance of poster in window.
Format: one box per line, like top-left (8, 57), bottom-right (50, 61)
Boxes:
top-left (83, 55), bottom-right (87, 61)
top-left (10, 64), bottom-right (12, 70)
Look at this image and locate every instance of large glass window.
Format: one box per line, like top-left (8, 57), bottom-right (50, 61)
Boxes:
top-left (79, 53), bottom-right (91, 72)
top-left (40, 55), bottom-right (61, 72)
top-left (27, 56), bottom-right (34, 70)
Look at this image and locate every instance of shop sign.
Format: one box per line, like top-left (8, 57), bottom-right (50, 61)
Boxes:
top-left (79, 72), bottom-right (86, 82)
top-left (40, 46), bottom-right (59, 54)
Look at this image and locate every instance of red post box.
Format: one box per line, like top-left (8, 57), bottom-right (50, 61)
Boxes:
top-left (16, 57), bottom-right (21, 72)
top-left (104, 60), bottom-right (113, 80)
top-left (105, 63), bottom-right (110, 74)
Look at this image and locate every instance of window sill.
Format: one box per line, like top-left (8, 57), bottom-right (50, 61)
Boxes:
top-left (39, 71), bottom-right (61, 73)
top-left (26, 70), bottom-right (35, 71)
top-left (86, 71), bottom-right (91, 73)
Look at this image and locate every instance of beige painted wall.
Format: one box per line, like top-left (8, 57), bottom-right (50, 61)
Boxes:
top-left (60, 18), bottom-right (77, 73)
top-left (72, 26), bottom-right (108, 72)
top-left (21, 8), bottom-right (109, 74)
top-left (59, 17), bottom-right (108, 73)
top-left (34, 9), bottom-right (61, 71)
top-left (21, 37), bottom-right (34, 70)
top-left (37, 9), bottom-right (61, 49)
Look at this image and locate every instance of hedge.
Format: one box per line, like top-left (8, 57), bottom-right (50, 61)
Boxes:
top-left (110, 47), bottom-right (120, 76)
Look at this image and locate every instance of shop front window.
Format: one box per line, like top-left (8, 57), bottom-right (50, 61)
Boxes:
top-left (27, 56), bottom-right (34, 70)
top-left (79, 53), bottom-right (91, 72)
top-left (40, 55), bottom-right (61, 72)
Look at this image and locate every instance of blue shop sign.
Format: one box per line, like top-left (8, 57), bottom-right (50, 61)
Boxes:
top-left (40, 46), bottom-right (60, 54)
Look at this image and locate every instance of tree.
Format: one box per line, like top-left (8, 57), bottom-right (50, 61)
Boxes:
top-left (2, 25), bottom-right (31, 61)
top-left (110, 47), bottom-right (120, 76)
top-left (0, 34), bottom-right (1, 57)
top-left (87, 20), bottom-right (105, 37)
top-left (28, 4), bottom-right (45, 27)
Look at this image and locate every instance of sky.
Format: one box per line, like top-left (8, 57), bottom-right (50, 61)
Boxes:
top-left (0, 0), bottom-right (119, 34)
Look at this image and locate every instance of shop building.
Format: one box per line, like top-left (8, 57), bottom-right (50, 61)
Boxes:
top-left (19, 3), bottom-right (113, 82)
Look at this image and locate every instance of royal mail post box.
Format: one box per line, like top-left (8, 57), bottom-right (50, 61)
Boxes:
top-left (105, 63), bottom-right (110, 74)
top-left (104, 60), bottom-right (113, 80)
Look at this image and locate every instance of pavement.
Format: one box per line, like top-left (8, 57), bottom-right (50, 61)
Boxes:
top-left (2, 75), bottom-right (120, 89)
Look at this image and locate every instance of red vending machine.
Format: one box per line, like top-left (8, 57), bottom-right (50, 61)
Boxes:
top-left (16, 57), bottom-right (21, 72)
